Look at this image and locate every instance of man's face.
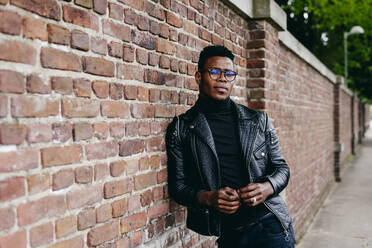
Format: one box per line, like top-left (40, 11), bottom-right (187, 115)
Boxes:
top-left (195, 56), bottom-right (235, 101)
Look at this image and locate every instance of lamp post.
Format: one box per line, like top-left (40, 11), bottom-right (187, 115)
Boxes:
top-left (344, 26), bottom-right (364, 83)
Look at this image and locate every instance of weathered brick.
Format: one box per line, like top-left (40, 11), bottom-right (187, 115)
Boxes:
top-left (149, 20), bottom-right (160, 35)
top-left (115, 237), bottom-right (129, 248)
top-left (123, 45), bottom-right (135, 62)
top-left (0, 177), bottom-right (25, 202)
top-left (144, 69), bottom-right (165, 85)
top-left (42, 145), bottom-right (82, 167)
top-left (83, 56), bottom-right (115, 77)
top-left (0, 9), bottom-right (21, 35)
top-left (155, 104), bottom-right (175, 117)
top-left (91, 36), bottom-right (107, 55)
top-left (0, 39), bottom-right (36, 64)
top-left (109, 2), bottom-right (123, 20)
top-left (67, 184), bottom-right (102, 209)
top-left (130, 230), bottom-right (142, 247)
top-left (159, 23), bottom-right (169, 38)
top-left (71, 29), bottom-right (89, 51)
top-left (101, 101), bottom-right (130, 118)
top-left (73, 78), bottom-right (91, 97)
top-left (157, 168), bottom-right (167, 183)
top-left (108, 41), bottom-right (123, 58)
top-left (137, 86), bottom-right (149, 101)
top-left (77, 208), bottom-right (96, 230)
top-left (95, 163), bottom-right (109, 181)
top-left (62, 98), bottom-right (100, 118)
top-left (149, 155), bottom-right (161, 169)
top-left (146, 136), bottom-right (165, 152)
top-left (47, 24), bottom-right (70, 45)
top-left (23, 17), bottom-right (47, 41)
top-left (0, 148), bottom-right (38, 173)
top-left (11, 0), bottom-right (60, 20)
top-left (139, 122), bottom-right (151, 136)
top-left (132, 30), bottom-right (156, 50)
top-left (119, 139), bottom-right (145, 157)
top-left (0, 230), bottom-right (26, 248)
top-left (104, 178), bottom-right (132, 199)
top-left (49, 236), bottom-right (83, 248)
top-left (128, 194), bottom-right (141, 212)
top-left (62, 5), bottom-right (99, 31)
top-left (149, 53), bottom-right (159, 66)
top-left (110, 161), bottom-right (125, 177)
top-left (120, 212), bottom-right (147, 233)
top-left (87, 221), bottom-right (119, 246)
top-left (27, 123), bottom-right (52, 143)
top-left (119, 0), bottom-right (144, 10)
top-left (102, 19), bottom-right (131, 42)
top-left (0, 123), bottom-right (26, 145)
top-left (109, 122), bottom-right (125, 138)
top-left (51, 76), bottom-right (73, 95)
top-left (92, 80), bottom-right (109, 98)
top-left (137, 15), bottom-right (149, 31)
top-left (11, 95), bottom-right (59, 117)
top-left (73, 122), bottom-right (93, 141)
top-left (166, 11), bottom-right (183, 28)
top-left (93, 122), bottom-right (109, 139)
top-left (0, 207), bottom-right (15, 231)
top-left (75, 166), bottom-right (93, 184)
top-left (52, 122), bottom-right (72, 143)
top-left (30, 222), bottom-right (53, 247)
top-left (136, 48), bottom-right (148, 65)
top-left (85, 142), bottom-right (118, 160)
top-left (96, 203), bottom-right (112, 223)
top-left (0, 95), bottom-right (7, 117)
top-left (26, 74), bottom-right (51, 94)
top-left (134, 172), bottom-right (156, 190)
top-left (117, 64), bottom-right (144, 82)
top-left (140, 190), bottom-right (152, 206)
top-left (41, 48), bottom-right (81, 71)
top-left (75, 0), bottom-right (92, 8)
top-left (0, 70), bottom-right (24, 94)
top-left (52, 169), bottom-right (74, 190)
top-left (93, 0), bottom-right (107, 15)
top-left (124, 85), bottom-right (137, 100)
top-left (131, 103), bottom-right (155, 118)
top-left (109, 83), bottom-right (124, 100)
top-left (159, 55), bottom-right (170, 69)
top-left (55, 215), bottom-right (76, 238)
top-left (144, 0), bottom-right (165, 20)
top-left (125, 122), bottom-right (138, 137)
top-left (148, 202), bottom-right (169, 220)
top-left (17, 195), bottom-right (66, 226)
top-left (112, 198), bottom-right (128, 217)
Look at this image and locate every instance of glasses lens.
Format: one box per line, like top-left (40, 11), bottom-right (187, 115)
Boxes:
top-left (225, 71), bottom-right (237, 81)
top-left (208, 68), bottom-right (221, 80)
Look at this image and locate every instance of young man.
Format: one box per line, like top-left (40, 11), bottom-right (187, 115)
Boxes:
top-left (166, 46), bottom-right (295, 248)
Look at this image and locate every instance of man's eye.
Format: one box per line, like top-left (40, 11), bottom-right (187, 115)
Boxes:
top-left (225, 71), bottom-right (236, 76)
top-left (209, 69), bottom-right (220, 74)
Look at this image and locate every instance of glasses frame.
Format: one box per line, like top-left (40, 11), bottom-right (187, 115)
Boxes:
top-left (201, 68), bottom-right (238, 82)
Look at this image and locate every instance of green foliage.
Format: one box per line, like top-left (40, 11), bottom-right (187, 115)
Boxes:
top-left (275, 0), bottom-right (372, 103)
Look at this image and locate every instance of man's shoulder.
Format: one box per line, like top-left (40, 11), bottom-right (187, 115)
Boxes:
top-left (233, 102), bottom-right (266, 120)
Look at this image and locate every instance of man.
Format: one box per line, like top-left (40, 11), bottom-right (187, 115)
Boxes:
top-left (166, 46), bottom-right (295, 248)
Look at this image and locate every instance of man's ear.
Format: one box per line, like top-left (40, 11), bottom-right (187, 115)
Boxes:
top-left (195, 71), bottom-right (201, 85)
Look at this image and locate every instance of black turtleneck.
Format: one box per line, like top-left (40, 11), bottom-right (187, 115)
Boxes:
top-left (197, 95), bottom-right (269, 231)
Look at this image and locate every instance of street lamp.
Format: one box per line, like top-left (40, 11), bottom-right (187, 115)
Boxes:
top-left (344, 26), bottom-right (364, 83)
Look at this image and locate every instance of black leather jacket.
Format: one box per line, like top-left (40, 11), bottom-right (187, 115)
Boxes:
top-left (166, 99), bottom-right (292, 236)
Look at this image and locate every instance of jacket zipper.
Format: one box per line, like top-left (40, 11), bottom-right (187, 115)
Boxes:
top-left (245, 122), bottom-right (258, 182)
top-left (263, 202), bottom-right (289, 238)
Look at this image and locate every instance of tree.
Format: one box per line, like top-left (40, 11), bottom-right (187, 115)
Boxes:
top-left (275, 0), bottom-right (372, 103)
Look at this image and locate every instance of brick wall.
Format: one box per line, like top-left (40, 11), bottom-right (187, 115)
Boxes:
top-left (339, 87), bottom-right (352, 167)
top-left (0, 0), bottom-right (370, 247)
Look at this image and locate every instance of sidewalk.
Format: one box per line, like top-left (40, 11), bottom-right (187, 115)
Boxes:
top-left (297, 124), bottom-right (372, 248)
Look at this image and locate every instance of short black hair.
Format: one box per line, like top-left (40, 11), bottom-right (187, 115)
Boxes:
top-left (197, 45), bottom-right (234, 72)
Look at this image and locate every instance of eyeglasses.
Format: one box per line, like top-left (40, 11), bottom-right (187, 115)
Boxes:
top-left (202, 68), bottom-right (237, 82)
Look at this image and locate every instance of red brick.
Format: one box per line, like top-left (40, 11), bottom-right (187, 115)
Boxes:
top-left (124, 85), bottom-right (137, 100)
top-left (0, 95), bottom-right (7, 117)
top-left (26, 74), bottom-right (51, 94)
top-left (62, 98), bottom-right (100, 118)
top-left (137, 15), bottom-right (149, 31)
top-left (124, 8), bottom-right (137, 25)
top-left (131, 30), bottom-right (156, 50)
top-left (112, 198), bottom-right (128, 217)
top-left (117, 64), bottom-right (144, 82)
top-left (52, 169), bottom-right (74, 190)
top-left (75, 166), bottom-right (93, 184)
top-left (123, 45), bottom-right (135, 62)
top-left (55, 215), bottom-right (76, 238)
top-left (0, 177), bottom-right (24, 202)
top-left (125, 122), bottom-right (138, 137)
top-left (119, 139), bottom-right (145, 157)
top-left (92, 80), bottom-right (109, 98)
top-left (85, 142), bottom-right (118, 160)
top-left (109, 83), bottom-right (124, 100)
top-left (159, 55), bottom-right (170, 69)
top-left (110, 161), bottom-right (125, 177)
top-left (41, 48), bottom-right (81, 71)
top-left (17, 195), bottom-right (66, 226)
top-left (149, 20), bottom-right (160, 35)
top-left (0, 39), bottom-right (36, 64)
top-left (83, 56), bottom-right (114, 77)
top-left (50, 236), bottom-right (83, 248)
top-left (144, 1), bottom-right (165, 20)
top-left (0, 0), bottom-right (6, 4)
top-left (148, 53), bottom-right (159, 66)
top-left (109, 122), bottom-right (125, 138)
top-left (102, 19), bottom-right (131, 42)
top-left (144, 69), bottom-right (165, 85)
top-left (134, 172), bottom-right (156, 190)
top-left (0, 70), bottom-right (24, 94)
top-left (101, 101), bottom-right (130, 118)
top-left (42, 145), bottom-right (82, 167)
top-left (0, 207), bottom-right (14, 231)
top-left (26, 123), bottom-right (52, 143)
top-left (149, 89), bottom-right (160, 103)
top-left (52, 122), bottom-right (72, 143)
top-left (75, 0), bottom-right (92, 8)
top-left (146, 136), bottom-right (165, 152)
top-left (96, 204), bottom-right (112, 223)
top-left (140, 190), bottom-right (152, 207)
top-left (137, 87), bottom-right (149, 101)
top-left (119, 0), bottom-right (144, 10)
top-left (51, 76), bottom-right (73, 95)
top-left (139, 156), bottom-right (149, 170)
top-left (71, 29), bottom-right (89, 51)
top-left (149, 155), bottom-right (161, 169)
top-left (156, 39), bottom-right (175, 55)
top-left (136, 48), bottom-right (148, 65)
top-left (120, 212), bottom-right (146, 233)
top-left (93, 0), bottom-right (107, 15)
top-left (157, 168), bottom-right (167, 183)
top-left (128, 194), bottom-right (141, 212)
top-left (73, 122), bottom-right (92, 141)
top-left (93, 122), bottom-right (109, 139)
top-left (115, 237), bottom-right (129, 248)
top-left (11, 0), bottom-right (60, 20)
top-left (23, 17), bottom-right (47, 41)
top-left (27, 172), bottom-right (50, 195)
top-left (131, 103), bottom-right (155, 118)
top-left (159, 23), bottom-right (169, 38)
top-left (0, 230), bottom-right (26, 248)
top-left (73, 78), bottom-right (91, 97)
top-left (77, 208), bottom-right (96, 230)
top-left (0, 123), bottom-right (26, 145)
top-left (166, 11), bottom-right (183, 28)
top-left (30, 222), bottom-right (53, 247)
top-left (130, 230), bottom-right (142, 247)
top-left (95, 163), bottom-right (109, 181)
top-left (155, 104), bottom-right (175, 117)
top-left (62, 5), bottom-right (99, 31)
top-left (148, 202), bottom-right (169, 220)
top-left (91, 36), bottom-right (107, 55)
top-left (0, 9), bottom-right (21, 35)
top-left (47, 24), bottom-right (70, 45)
top-left (109, 2), bottom-right (123, 20)
top-left (124, 158), bottom-right (139, 175)
top-left (87, 221), bottom-right (119, 246)
top-left (0, 148), bottom-right (38, 173)
top-left (108, 41), bottom-right (123, 58)
top-left (104, 178), bottom-right (132, 199)
top-left (67, 184), bottom-right (102, 209)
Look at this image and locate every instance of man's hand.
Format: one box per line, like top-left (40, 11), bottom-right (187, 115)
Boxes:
top-left (198, 187), bottom-right (241, 214)
top-left (237, 182), bottom-right (274, 207)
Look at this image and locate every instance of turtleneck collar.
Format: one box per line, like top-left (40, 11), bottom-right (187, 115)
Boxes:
top-left (197, 94), bottom-right (233, 114)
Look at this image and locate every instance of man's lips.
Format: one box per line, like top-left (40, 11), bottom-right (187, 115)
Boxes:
top-left (214, 86), bottom-right (228, 91)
